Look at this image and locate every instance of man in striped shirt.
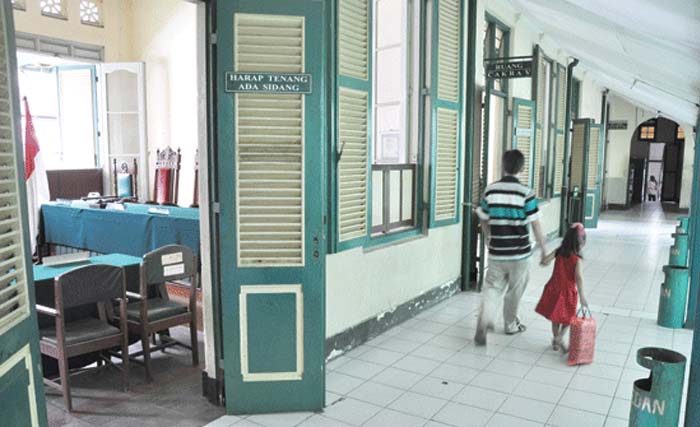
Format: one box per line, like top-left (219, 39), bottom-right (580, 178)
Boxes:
top-left (474, 149), bottom-right (547, 345)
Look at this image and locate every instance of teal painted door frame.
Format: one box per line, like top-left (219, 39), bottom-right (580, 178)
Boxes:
top-left (0, 0), bottom-right (48, 424)
top-left (215, 0), bottom-right (327, 414)
top-left (584, 123), bottom-right (604, 228)
top-left (685, 106), bottom-right (700, 423)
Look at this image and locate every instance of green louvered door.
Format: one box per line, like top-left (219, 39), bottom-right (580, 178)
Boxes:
top-left (569, 118), bottom-right (592, 224)
top-left (532, 46), bottom-right (546, 197)
top-left (584, 123), bottom-right (604, 228)
top-left (512, 98), bottom-right (536, 185)
top-left (0, 1), bottom-right (47, 425)
top-left (429, 0), bottom-right (463, 227)
top-left (216, 0), bottom-right (327, 414)
top-left (553, 63), bottom-right (567, 197)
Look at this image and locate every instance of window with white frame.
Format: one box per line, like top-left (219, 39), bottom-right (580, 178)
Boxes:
top-left (11, 0), bottom-right (26, 11)
top-left (371, 0), bottom-right (421, 234)
top-left (80, 0), bottom-right (103, 27)
top-left (40, 0), bottom-right (66, 18)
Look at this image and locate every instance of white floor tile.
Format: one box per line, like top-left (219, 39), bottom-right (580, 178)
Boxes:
top-left (326, 372), bottom-right (364, 394)
top-left (370, 367), bottom-right (424, 390)
top-left (548, 406), bottom-right (606, 427)
top-left (296, 415), bottom-right (352, 427)
top-left (603, 417), bottom-right (628, 427)
top-left (356, 347), bottom-right (406, 366)
top-left (375, 337), bottom-right (422, 354)
top-left (485, 358), bottom-right (532, 378)
top-left (452, 385), bottom-right (509, 412)
top-left (246, 412), bottom-right (313, 427)
top-left (498, 396), bottom-right (555, 423)
top-left (410, 376), bottom-right (464, 400)
top-left (568, 374), bottom-right (619, 397)
top-left (524, 366), bottom-right (574, 387)
top-left (388, 391), bottom-right (447, 419)
top-left (204, 415), bottom-right (240, 427)
top-left (429, 363), bottom-right (480, 385)
top-left (392, 355), bottom-right (441, 375)
top-left (362, 409), bottom-right (426, 427)
top-left (433, 402), bottom-right (493, 427)
top-left (347, 381), bottom-right (404, 407)
top-left (512, 380), bottom-right (565, 403)
top-left (558, 389), bottom-right (613, 415)
top-left (446, 351), bottom-right (493, 369)
top-left (322, 398), bottom-right (382, 426)
top-left (411, 344), bottom-right (458, 362)
top-left (470, 371), bottom-right (521, 393)
top-left (606, 398), bottom-right (630, 420)
top-left (334, 359), bottom-right (385, 380)
top-left (485, 413), bottom-right (543, 427)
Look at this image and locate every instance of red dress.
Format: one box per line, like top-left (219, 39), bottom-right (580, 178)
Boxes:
top-left (536, 254), bottom-right (580, 324)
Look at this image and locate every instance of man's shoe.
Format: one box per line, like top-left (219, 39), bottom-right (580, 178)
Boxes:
top-left (505, 321), bottom-right (527, 335)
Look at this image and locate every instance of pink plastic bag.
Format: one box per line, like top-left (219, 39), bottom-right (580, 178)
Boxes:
top-left (568, 308), bottom-right (597, 366)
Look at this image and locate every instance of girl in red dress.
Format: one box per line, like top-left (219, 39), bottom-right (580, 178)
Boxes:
top-left (536, 223), bottom-right (589, 353)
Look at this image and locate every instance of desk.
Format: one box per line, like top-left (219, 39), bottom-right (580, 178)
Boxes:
top-left (40, 203), bottom-right (200, 257)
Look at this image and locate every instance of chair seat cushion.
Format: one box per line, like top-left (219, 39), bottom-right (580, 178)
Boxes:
top-left (40, 318), bottom-right (121, 346)
top-left (127, 299), bottom-right (188, 322)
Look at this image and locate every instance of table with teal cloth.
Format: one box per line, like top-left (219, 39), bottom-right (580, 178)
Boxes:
top-left (40, 202), bottom-right (200, 257)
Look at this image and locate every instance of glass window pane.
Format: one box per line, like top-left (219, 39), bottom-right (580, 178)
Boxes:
top-left (389, 170), bottom-right (401, 223)
top-left (401, 169), bottom-right (413, 221)
top-left (372, 170), bottom-right (384, 227)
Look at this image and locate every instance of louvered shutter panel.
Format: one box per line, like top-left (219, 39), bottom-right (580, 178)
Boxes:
top-left (532, 46), bottom-right (546, 196)
top-left (553, 64), bottom-right (567, 196)
top-left (429, 0), bottom-right (462, 227)
top-left (336, 0), bottom-right (370, 248)
top-left (471, 89), bottom-right (484, 205)
top-left (234, 14), bottom-right (305, 266)
top-left (512, 98), bottom-right (535, 185)
top-left (587, 125), bottom-right (601, 188)
top-left (0, 4), bottom-right (30, 334)
top-left (570, 120), bottom-right (589, 189)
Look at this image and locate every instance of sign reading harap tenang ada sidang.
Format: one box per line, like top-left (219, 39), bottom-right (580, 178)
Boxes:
top-left (225, 72), bottom-right (312, 94)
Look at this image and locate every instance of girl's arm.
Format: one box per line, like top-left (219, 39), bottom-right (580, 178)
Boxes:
top-left (575, 259), bottom-right (588, 307)
top-left (541, 250), bottom-right (556, 266)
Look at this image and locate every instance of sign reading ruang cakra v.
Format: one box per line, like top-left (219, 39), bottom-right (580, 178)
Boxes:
top-left (485, 57), bottom-right (533, 80)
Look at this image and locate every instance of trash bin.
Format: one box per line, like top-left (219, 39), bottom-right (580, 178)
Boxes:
top-left (676, 216), bottom-right (689, 234)
top-left (629, 347), bottom-right (687, 427)
top-left (668, 233), bottom-right (688, 267)
top-left (657, 265), bottom-right (689, 328)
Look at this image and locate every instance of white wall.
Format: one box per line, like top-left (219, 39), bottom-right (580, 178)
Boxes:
top-left (13, 0), bottom-right (132, 61)
top-left (326, 225), bottom-right (462, 337)
top-left (129, 0), bottom-right (198, 206)
top-left (680, 124), bottom-right (695, 209)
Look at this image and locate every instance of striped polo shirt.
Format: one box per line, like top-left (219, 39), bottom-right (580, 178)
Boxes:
top-left (475, 176), bottom-right (541, 261)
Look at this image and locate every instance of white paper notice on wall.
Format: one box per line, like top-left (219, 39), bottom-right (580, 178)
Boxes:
top-left (163, 263), bottom-right (185, 277)
top-left (162, 252), bottom-right (183, 265)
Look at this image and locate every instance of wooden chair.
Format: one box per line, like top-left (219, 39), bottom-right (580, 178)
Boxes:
top-left (112, 158), bottom-right (138, 201)
top-left (151, 147), bottom-right (181, 205)
top-left (191, 149), bottom-right (199, 208)
top-left (36, 264), bottom-right (129, 412)
top-left (125, 244), bottom-right (198, 382)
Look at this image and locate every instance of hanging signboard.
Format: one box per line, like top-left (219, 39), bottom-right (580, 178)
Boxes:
top-left (225, 72), bottom-right (312, 94)
top-left (485, 58), bottom-right (533, 79)
top-left (608, 120), bottom-right (628, 130)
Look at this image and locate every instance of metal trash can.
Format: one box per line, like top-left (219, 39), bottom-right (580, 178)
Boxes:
top-left (668, 233), bottom-right (688, 267)
top-left (676, 216), bottom-right (689, 234)
top-left (629, 347), bottom-right (686, 427)
top-left (657, 265), bottom-right (689, 328)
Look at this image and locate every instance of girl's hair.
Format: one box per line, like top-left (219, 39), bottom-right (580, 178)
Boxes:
top-left (556, 223), bottom-right (586, 258)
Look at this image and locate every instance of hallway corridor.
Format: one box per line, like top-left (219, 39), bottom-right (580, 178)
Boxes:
top-left (209, 206), bottom-right (692, 426)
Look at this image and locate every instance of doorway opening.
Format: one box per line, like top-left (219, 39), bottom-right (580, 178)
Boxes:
top-left (628, 117), bottom-right (685, 208)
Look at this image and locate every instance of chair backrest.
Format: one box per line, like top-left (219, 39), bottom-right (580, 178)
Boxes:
top-left (55, 264), bottom-right (125, 309)
top-left (142, 244), bottom-right (196, 286)
top-left (113, 158), bottom-right (138, 199)
top-left (153, 147), bottom-right (181, 204)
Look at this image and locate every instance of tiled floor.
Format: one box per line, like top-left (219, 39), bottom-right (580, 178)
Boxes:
top-left (209, 203), bottom-right (694, 427)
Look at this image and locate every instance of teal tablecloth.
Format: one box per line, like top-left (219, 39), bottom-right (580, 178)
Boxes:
top-left (33, 253), bottom-right (142, 283)
top-left (40, 203), bottom-right (200, 257)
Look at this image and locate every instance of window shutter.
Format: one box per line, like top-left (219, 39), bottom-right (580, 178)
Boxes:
top-left (512, 98), bottom-right (535, 185)
top-left (553, 63), bottom-right (567, 196)
top-left (234, 14), bottom-right (305, 267)
top-left (532, 45), bottom-right (546, 197)
top-left (570, 119), bottom-right (591, 190)
top-left (587, 124), bottom-right (602, 188)
top-left (334, 0), bottom-right (371, 249)
top-left (0, 4), bottom-right (31, 335)
top-left (429, 0), bottom-right (463, 227)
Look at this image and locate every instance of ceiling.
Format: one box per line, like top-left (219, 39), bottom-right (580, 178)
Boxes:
top-left (507, 0), bottom-right (700, 125)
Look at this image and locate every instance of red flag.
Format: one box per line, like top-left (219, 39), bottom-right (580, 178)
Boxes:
top-left (23, 97), bottom-right (40, 180)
